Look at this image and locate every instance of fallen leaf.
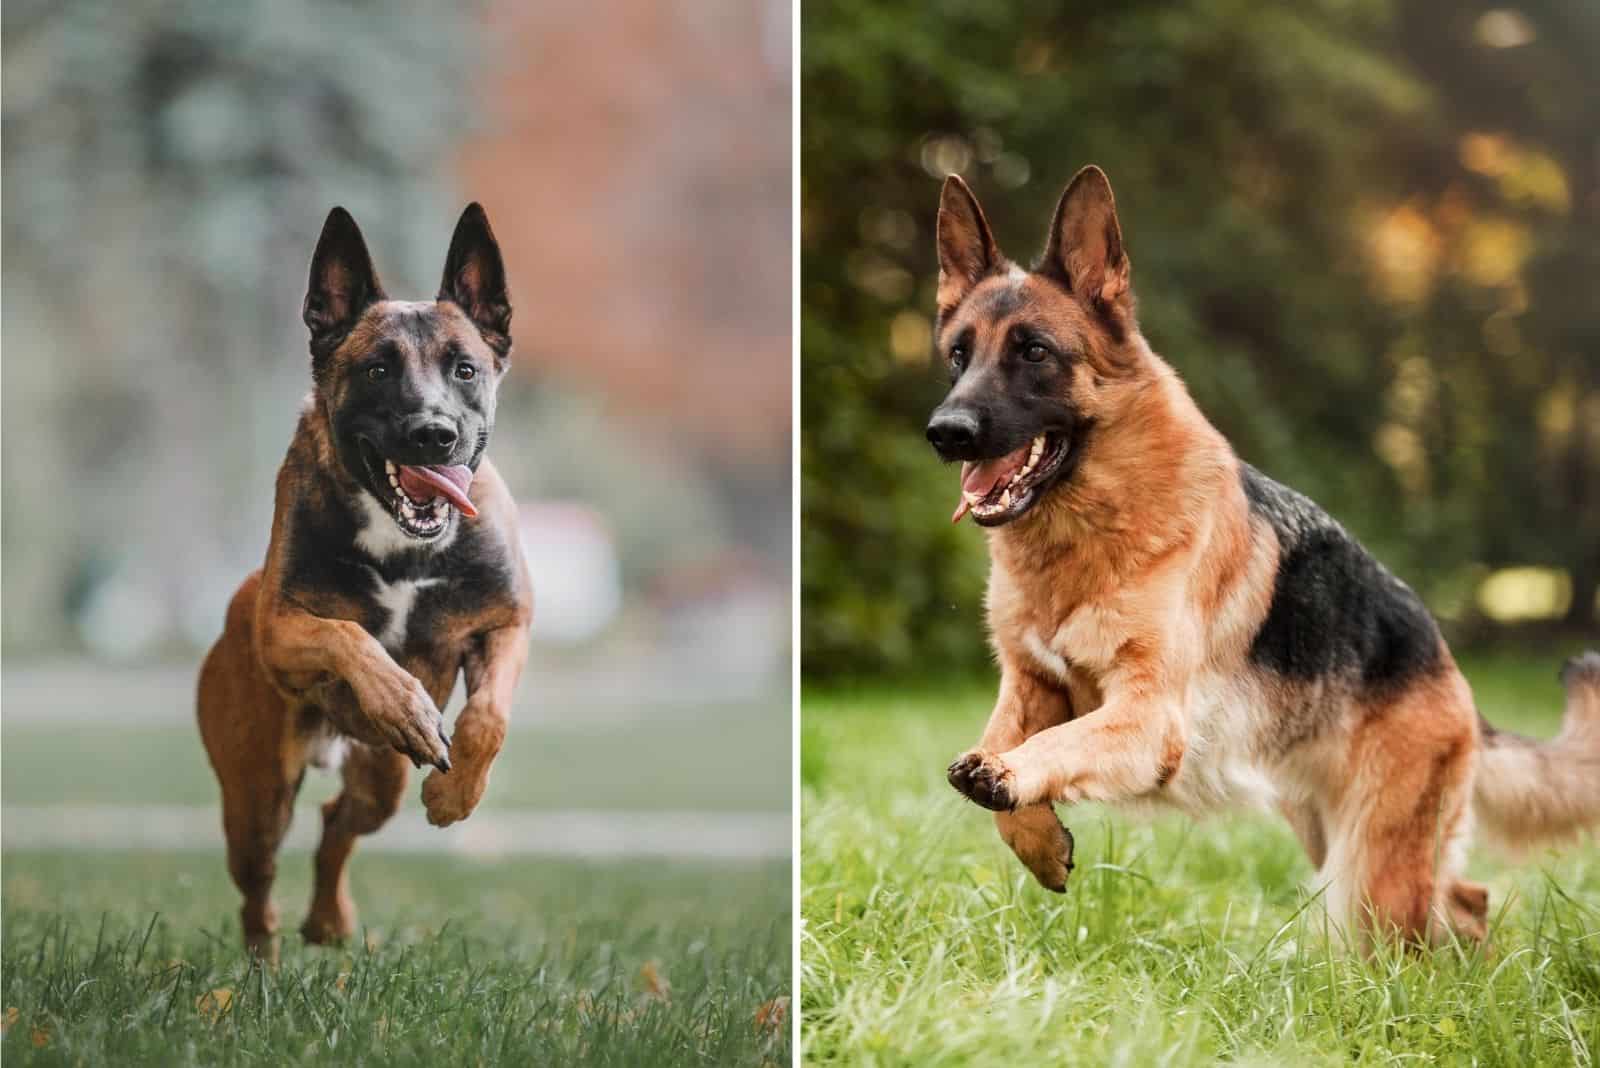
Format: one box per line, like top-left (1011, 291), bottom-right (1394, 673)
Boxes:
top-left (1, 1007), bottom-right (17, 1035)
top-left (754, 996), bottom-right (789, 1034)
top-left (638, 961), bottom-right (671, 1002)
top-left (30, 1024), bottom-right (50, 1048)
top-left (195, 988), bottom-right (233, 1022)
top-left (334, 972), bottom-right (350, 992)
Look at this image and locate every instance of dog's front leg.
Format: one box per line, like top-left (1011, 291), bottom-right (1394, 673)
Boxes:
top-left (423, 621), bottom-right (530, 826)
top-left (951, 671), bottom-right (1185, 811)
top-left (258, 606), bottom-right (452, 771)
top-left (948, 664), bottom-right (1078, 890)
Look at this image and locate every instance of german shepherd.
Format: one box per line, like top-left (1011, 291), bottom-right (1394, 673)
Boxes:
top-left (198, 204), bottom-right (532, 957)
top-left (928, 166), bottom-right (1600, 945)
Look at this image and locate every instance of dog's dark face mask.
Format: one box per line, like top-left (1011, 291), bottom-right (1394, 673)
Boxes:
top-left (302, 205), bottom-right (513, 541)
top-left (926, 168), bottom-right (1134, 527)
top-left (927, 310), bottom-right (1086, 526)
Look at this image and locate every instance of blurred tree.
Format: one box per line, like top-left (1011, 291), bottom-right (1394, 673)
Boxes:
top-left (2, 0), bottom-right (478, 652)
top-left (801, 0), bottom-right (1599, 677)
top-left (1390, 0), bottom-right (1600, 626)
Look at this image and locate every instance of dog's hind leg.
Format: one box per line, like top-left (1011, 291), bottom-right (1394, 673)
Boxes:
top-left (221, 773), bottom-right (301, 961)
top-left (1279, 800), bottom-right (1327, 869)
top-left (199, 574), bottom-right (306, 961)
top-left (1335, 679), bottom-right (1478, 948)
top-left (1445, 879), bottom-right (1489, 941)
top-left (302, 743), bottom-right (410, 944)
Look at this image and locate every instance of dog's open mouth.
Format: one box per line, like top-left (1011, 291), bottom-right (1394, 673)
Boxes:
top-left (359, 441), bottom-right (478, 539)
top-left (952, 433), bottom-right (1070, 526)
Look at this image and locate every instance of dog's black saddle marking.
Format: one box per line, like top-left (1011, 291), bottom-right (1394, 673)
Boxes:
top-left (1241, 463), bottom-right (1442, 700)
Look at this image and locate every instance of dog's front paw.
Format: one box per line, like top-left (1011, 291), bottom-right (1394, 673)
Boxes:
top-left (997, 806), bottom-right (1075, 892)
top-left (364, 674), bottom-right (452, 773)
top-left (947, 750), bottom-right (1017, 811)
top-left (422, 766), bottom-right (485, 827)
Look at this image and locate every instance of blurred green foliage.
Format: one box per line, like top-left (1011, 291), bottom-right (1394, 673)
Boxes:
top-left (802, 0), bottom-right (1600, 677)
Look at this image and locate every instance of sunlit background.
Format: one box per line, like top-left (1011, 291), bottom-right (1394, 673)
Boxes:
top-left (3, 0), bottom-right (791, 856)
top-left (801, 0), bottom-right (1599, 677)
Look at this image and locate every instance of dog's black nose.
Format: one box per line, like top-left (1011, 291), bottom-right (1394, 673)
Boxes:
top-left (926, 411), bottom-right (980, 458)
top-left (405, 418), bottom-right (458, 455)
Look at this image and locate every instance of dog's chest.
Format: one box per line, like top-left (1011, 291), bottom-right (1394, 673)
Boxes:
top-left (365, 568), bottom-right (445, 654)
top-left (1016, 622), bottom-right (1278, 814)
top-left (1015, 603), bottom-right (1127, 681)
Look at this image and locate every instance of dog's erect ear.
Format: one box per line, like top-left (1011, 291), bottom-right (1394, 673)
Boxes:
top-left (936, 175), bottom-right (1002, 314)
top-left (1042, 166), bottom-right (1130, 311)
top-left (438, 203), bottom-right (512, 357)
top-left (303, 207), bottom-right (386, 357)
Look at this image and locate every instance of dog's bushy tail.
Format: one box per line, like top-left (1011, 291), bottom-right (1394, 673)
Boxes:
top-left (1474, 651), bottom-right (1600, 850)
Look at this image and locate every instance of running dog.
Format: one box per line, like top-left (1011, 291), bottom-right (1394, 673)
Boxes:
top-left (199, 204), bottom-right (532, 957)
top-left (928, 165), bottom-right (1600, 945)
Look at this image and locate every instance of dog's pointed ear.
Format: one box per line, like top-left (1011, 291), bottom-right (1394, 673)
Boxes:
top-left (438, 203), bottom-right (512, 357)
top-left (937, 175), bottom-right (1001, 313)
top-left (1042, 166), bottom-right (1130, 311)
top-left (303, 207), bottom-right (386, 356)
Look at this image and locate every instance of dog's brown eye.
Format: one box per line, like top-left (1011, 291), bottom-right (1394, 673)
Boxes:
top-left (455, 363), bottom-right (476, 381)
top-left (366, 365), bottom-right (387, 382)
top-left (1024, 342), bottom-right (1049, 363)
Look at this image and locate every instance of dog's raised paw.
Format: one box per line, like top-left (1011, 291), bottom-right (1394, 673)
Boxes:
top-left (422, 767), bottom-right (482, 827)
top-left (946, 750), bottom-right (1017, 811)
top-left (1035, 812), bottom-right (1076, 892)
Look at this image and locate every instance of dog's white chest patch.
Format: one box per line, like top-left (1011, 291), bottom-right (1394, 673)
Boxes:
top-left (353, 491), bottom-right (457, 559)
top-left (369, 571), bottom-right (444, 652)
top-left (306, 726), bottom-right (349, 771)
top-left (1022, 628), bottom-right (1071, 684)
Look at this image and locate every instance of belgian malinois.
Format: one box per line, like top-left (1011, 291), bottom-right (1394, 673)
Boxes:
top-left (928, 166), bottom-right (1600, 945)
top-left (198, 204), bottom-right (532, 957)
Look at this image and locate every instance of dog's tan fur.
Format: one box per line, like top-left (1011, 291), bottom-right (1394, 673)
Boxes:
top-left (936, 167), bottom-right (1600, 946)
top-left (198, 208), bottom-right (531, 958)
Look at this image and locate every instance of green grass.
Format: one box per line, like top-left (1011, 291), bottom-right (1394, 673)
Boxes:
top-left (2, 852), bottom-right (790, 1066)
top-left (0, 676), bottom-right (791, 1064)
top-left (801, 651), bottom-right (1600, 1066)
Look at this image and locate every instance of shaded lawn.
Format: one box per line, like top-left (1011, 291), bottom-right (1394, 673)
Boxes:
top-left (801, 650), bottom-right (1600, 1066)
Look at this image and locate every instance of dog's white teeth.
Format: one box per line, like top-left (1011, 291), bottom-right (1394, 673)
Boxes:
top-left (1011, 435), bottom-right (1047, 483)
top-left (385, 460), bottom-right (396, 476)
top-left (964, 490), bottom-right (983, 505)
top-left (1000, 488), bottom-right (1012, 508)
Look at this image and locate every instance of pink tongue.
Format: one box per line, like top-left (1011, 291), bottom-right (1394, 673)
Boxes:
top-left (397, 464), bottom-right (478, 517)
top-left (951, 444), bottom-right (1029, 524)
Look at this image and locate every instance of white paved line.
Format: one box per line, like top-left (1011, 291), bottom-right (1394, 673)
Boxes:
top-left (0, 805), bottom-right (790, 860)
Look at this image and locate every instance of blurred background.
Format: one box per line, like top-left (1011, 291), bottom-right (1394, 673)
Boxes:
top-left (3, 0), bottom-right (790, 857)
top-left (802, 0), bottom-right (1599, 679)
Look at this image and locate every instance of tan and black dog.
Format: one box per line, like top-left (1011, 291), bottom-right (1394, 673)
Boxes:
top-left (198, 204), bottom-right (532, 957)
top-left (928, 166), bottom-right (1600, 946)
